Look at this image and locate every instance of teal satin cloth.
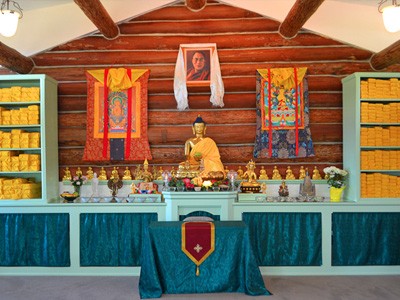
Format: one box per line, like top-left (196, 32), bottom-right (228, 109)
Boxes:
top-left (243, 212), bottom-right (322, 266)
top-left (332, 212), bottom-right (400, 266)
top-left (139, 221), bottom-right (271, 298)
top-left (0, 213), bottom-right (70, 266)
top-left (80, 213), bottom-right (157, 266)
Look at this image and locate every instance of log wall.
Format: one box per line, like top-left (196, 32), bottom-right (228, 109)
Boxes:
top-left (22, 1), bottom-right (400, 179)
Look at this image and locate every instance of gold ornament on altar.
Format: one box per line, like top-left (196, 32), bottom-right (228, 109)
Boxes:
top-left (177, 115), bottom-right (225, 180)
top-left (240, 160), bottom-right (261, 193)
top-left (259, 166), bottom-right (269, 180)
top-left (285, 166), bottom-right (295, 180)
top-left (86, 167), bottom-right (94, 180)
top-left (98, 167), bottom-right (108, 180)
top-left (299, 166), bottom-right (306, 179)
top-left (142, 159), bottom-right (153, 182)
top-left (312, 166), bottom-right (322, 180)
top-left (63, 167), bottom-right (72, 181)
top-left (122, 167), bottom-right (132, 180)
top-left (272, 166), bottom-right (282, 180)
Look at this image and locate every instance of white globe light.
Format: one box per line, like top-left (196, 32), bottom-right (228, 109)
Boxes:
top-left (0, 10), bottom-right (20, 37)
top-left (382, 5), bottom-right (400, 33)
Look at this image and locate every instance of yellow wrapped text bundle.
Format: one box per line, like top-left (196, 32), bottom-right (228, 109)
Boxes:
top-left (0, 86), bottom-right (40, 102)
top-left (0, 177), bottom-right (41, 200)
top-left (0, 130), bottom-right (40, 148)
top-left (0, 105), bottom-right (40, 125)
top-left (0, 151), bottom-right (41, 172)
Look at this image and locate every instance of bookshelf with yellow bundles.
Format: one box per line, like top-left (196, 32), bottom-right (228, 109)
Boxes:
top-left (342, 72), bottom-right (400, 202)
top-left (0, 75), bottom-right (58, 204)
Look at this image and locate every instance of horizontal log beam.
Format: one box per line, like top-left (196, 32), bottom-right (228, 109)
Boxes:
top-left (0, 42), bottom-right (34, 74)
top-left (279, 0), bottom-right (326, 39)
top-left (370, 39), bottom-right (400, 70)
top-left (74, 0), bottom-right (119, 39)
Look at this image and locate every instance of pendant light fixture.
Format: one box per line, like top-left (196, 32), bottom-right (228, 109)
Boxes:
top-left (379, 0), bottom-right (400, 33)
top-left (0, 0), bottom-right (23, 37)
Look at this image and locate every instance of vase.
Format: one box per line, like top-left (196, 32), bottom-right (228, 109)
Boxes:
top-left (330, 186), bottom-right (344, 202)
top-left (74, 185), bottom-right (80, 195)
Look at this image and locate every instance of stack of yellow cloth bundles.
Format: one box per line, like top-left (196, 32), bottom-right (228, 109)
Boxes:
top-left (27, 105), bottom-right (39, 124)
top-left (360, 78), bottom-right (400, 99)
top-left (0, 107), bottom-right (11, 125)
top-left (360, 126), bottom-right (399, 147)
top-left (0, 151), bottom-right (41, 172)
top-left (0, 150), bottom-right (18, 171)
top-left (361, 150), bottom-right (399, 170)
top-left (21, 87), bottom-right (40, 102)
top-left (360, 102), bottom-right (399, 124)
top-left (0, 130), bottom-right (41, 149)
top-left (0, 177), bottom-right (41, 200)
top-left (361, 173), bottom-right (400, 198)
top-left (0, 88), bottom-right (12, 102)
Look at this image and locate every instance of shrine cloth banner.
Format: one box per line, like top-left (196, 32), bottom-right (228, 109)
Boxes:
top-left (253, 68), bottom-right (315, 159)
top-left (83, 68), bottom-right (152, 161)
top-left (181, 222), bottom-right (215, 276)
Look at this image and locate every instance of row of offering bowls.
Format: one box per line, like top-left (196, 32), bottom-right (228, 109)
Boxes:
top-left (62, 195), bottom-right (159, 203)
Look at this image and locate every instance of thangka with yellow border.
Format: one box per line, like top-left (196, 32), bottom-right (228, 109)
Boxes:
top-left (83, 68), bottom-right (152, 161)
top-left (253, 68), bottom-right (315, 158)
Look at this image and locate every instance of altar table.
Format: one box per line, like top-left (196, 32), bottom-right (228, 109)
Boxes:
top-left (139, 221), bottom-right (271, 298)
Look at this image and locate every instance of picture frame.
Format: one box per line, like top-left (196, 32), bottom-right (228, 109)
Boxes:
top-left (183, 45), bottom-right (215, 86)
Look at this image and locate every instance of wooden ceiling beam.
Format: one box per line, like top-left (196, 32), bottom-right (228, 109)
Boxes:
top-left (0, 42), bottom-right (34, 74)
top-left (74, 0), bottom-right (119, 39)
top-left (279, 0), bottom-right (326, 39)
top-left (370, 39), bottom-right (400, 70)
top-left (185, 0), bottom-right (207, 12)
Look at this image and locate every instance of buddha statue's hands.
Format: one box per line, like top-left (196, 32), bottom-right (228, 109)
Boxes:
top-left (193, 152), bottom-right (202, 161)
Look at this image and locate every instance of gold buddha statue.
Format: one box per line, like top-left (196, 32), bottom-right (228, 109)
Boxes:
top-left (178, 115), bottom-right (225, 180)
top-left (312, 166), bottom-right (322, 180)
top-left (86, 167), bottom-right (94, 180)
top-left (63, 167), bottom-right (72, 181)
top-left (259, 166), bottom-right (269, 180)
top-left (142, 159), bottom-right (153, 182)
top-left (285, 166), bottom-right (295, 180)
top-left (236, 166), bottom-right (244, 179)
top-left (98, 167), bottom-right (107, 180)
top-left (110, 167), bottom-right (119, 180)
top-left (122, 167), bottom-right (132, 180)
top-left (272, 166), bottom-right (282, 180)
top-left (75, 167), bottom-right (83, 178)
top-left (241, 160), bottom-right (261, 193)
top-left (299, 166), bottom-right (306, 180)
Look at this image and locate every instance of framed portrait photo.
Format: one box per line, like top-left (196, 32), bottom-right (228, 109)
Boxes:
top-left (183, 46), bottom-right (215, 86)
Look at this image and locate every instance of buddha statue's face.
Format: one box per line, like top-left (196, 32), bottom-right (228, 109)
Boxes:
top-left (193, 122), bottom-right (206, 135)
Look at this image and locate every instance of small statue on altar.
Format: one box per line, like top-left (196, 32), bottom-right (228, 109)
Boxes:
top-left (299, 166), bottom-right (306, 180)
top-left (299, 170), bottom-right (315, 198)
top-left (92, 172), bottom-right (99, 196)
top-left (242, 160), bottom-right (258, 183)
top-left (122, 167), bottom-right (132, 180)
top-left (130, 183), bottom-right (139, 194)
top-left (170, 166), bottom-right (176, 178)
top-left (86, 167), bottom-right (94, 180)
top-left (134, 165), bottom-right (143, 180)
top-left (312, 166), bottom-right (322, 180)
top-left (236, 166), bottom-right (244, 179)
top-left (285, 166), bottom-right (295, 180)
top-left (63, 167), bottom-right (72, 181)
top-left (272, 166), bottom-right (282, 180)
top-left (75, 167), bottom-right (83, 178)
top-left (142, 159), bottom-right (153, 182)
top-left (260, 183), bottom-right (267, 194)
top-left (259, 166), bottom-right (269, 180)
top-left (156, 167), bottom-right (164, 180)
top-left (98, 167), bottom-right (107, 180)
top-left (278, 180), bottom-right (289, 197)
top-left (180, 115), bottom-right (225, 180)
top-left (110, 167), bottom-right (119, 180)
top-left (224, 165), bottom-right (230, 177)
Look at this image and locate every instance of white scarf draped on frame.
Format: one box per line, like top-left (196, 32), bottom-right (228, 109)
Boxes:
top-left (174, 43), bottom-right (224, 110)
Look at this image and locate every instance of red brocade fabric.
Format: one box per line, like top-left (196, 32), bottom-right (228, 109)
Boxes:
top-left (83, 70), bottom-right (152, 161)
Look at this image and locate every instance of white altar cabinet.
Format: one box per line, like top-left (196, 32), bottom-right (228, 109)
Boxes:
top-left (162, 191), bottom-right (237, 221)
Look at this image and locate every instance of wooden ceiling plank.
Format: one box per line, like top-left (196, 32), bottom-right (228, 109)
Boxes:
top-left (0, 42), bottom-right (34, 74)
top-left (279, 0), bottom-right (326, 39)
top-left (370, 39), bottom-right (400, 70)
top-left (74, 0), bottom-right (119, 39)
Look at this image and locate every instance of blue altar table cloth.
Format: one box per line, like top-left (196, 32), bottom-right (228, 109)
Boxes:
top-left (139, 221), bottom-right (271, 298)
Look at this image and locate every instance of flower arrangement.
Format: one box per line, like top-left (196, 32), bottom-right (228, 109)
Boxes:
top-left (323, 166), bottom-right (348, 188)
top-left (71, 174), bottom-right (88, 188)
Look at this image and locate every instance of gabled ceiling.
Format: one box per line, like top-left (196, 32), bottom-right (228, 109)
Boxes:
top-left (0, 0), bottom-right (399, 56)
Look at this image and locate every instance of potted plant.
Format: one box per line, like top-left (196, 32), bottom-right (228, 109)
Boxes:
top-left (175, 179), bottom-right (185, 191)
top-left (323, 166), bottom-right (348, 202)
